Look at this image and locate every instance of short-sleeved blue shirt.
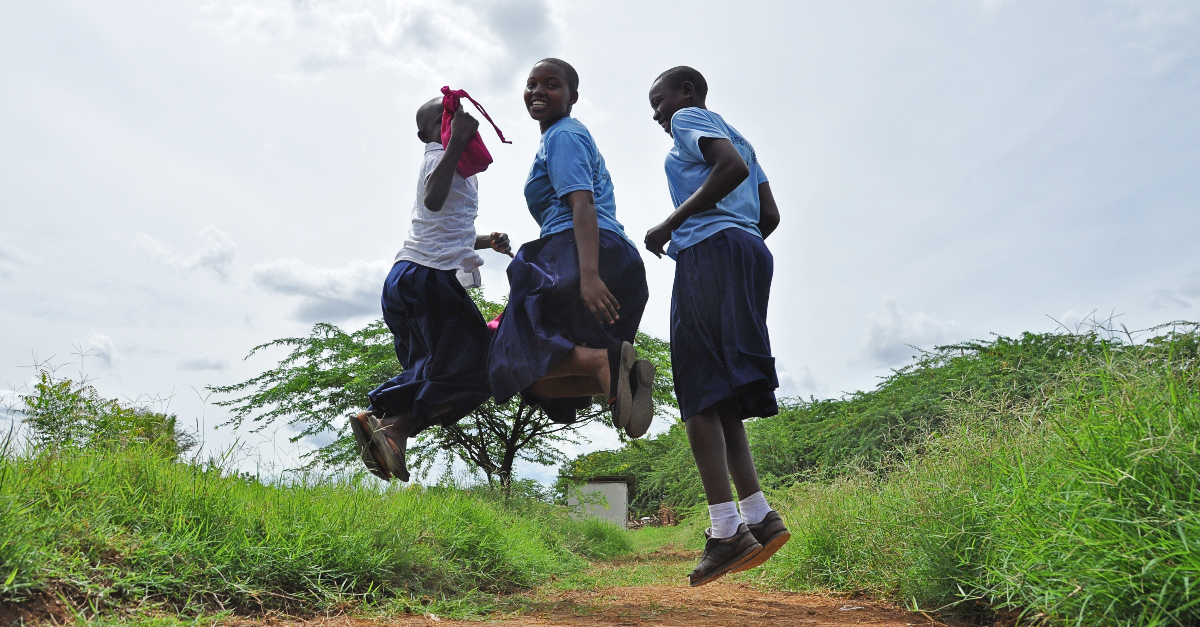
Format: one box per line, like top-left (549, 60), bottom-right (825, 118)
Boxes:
top-left (663, 108), bottom-right (768, 258)
top-left (524, 117), bottom-right (631, 243)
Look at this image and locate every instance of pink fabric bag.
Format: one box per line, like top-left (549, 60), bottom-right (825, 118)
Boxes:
top-left (440, 86), bottom-right (511, 179)
top-left (486, 312), bottom-right (503, 337)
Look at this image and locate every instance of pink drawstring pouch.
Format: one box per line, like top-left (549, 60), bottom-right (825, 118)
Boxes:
top-left (441, 86), bottom-right (511, 179)
top-left (486, 312), bottom-right (503, 337)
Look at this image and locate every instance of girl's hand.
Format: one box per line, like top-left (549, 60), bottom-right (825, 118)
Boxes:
top-left (580, 273), bottom-right (620, 325)
top-left (449, 107), bottom-right (480, 144)
top-left (489, 232), bottom-right (514, 257)
top-left (644, 221), bottom-right (672, 258)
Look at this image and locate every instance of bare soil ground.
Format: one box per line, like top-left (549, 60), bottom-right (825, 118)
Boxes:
top-left (1, 540), bottom-right (951, 626)
top-left (220, 581), bottom-right (939, 627)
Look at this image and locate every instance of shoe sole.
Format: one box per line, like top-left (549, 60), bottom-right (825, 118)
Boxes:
top-left (350, 414), bottom-right (390, 480)
top-left (611, 342), bottom-right (637, 430)
top-left (624, 359), bottom-right (656, 438)
top-left (688, 543), bottom-right (763, 587)
top-left (367, 415), bottom-right (410, 482)
top-left (732, 530), bottom-right (791, 573)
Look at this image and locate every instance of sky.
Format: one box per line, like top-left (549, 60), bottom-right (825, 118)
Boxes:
top-left (2, 0), bottom-right (1199, 483)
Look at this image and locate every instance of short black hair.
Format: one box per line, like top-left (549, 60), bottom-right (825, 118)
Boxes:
top-left (536, 58), bottom-right (579, 94)
top-left (416, 97), bottom-right (442, 131)
top-left (655, 66), bottom-right (708, 100)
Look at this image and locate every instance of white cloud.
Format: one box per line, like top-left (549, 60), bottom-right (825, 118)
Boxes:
top-left (207, 0), bottom-right (557, 86)
top-left (776, 364), bottom-right (827, 399)
top-left (178, 356), bottom-right (229, 371)
top-left (0, 239), bottom-right (26, 280)
top-left (86, 334), bottom-right (120, 370)
top-left (137, 227), bottom-right (238, 281)
top-left (861, 298), bottom-right (963, 367)
top-left (1148, 272), bottom-right (1200, 310)
top-left (252, 257), bottom-right (390, 321)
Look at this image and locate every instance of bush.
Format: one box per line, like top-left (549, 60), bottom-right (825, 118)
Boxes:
top-left (18, 370), bottom-right (194, 455)
top-left (560, 330), bottom-right (1112, 517)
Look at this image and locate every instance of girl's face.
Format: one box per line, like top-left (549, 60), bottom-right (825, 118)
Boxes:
top-left (648, 78), bottom-right (693, 137)
top-left (524, 63), bottom-right (577, 129)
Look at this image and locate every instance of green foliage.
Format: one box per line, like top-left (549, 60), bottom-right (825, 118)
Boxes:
top-left (209, 319), bottom-right (398, 468)
top-left (0, 443), bottom-right (629, 618)
top-left (561, 330), bottom-right (1120, 516)
top-left (212, 291), bottom-right (676, 488)
top-left (19, 370), bottom-right (194, 455)
top-left (757, 326), bottom-right (1200, 626)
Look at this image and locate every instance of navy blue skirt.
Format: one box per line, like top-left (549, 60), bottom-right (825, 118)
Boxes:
top-left (367, 261), bottom-right (492, 436)
top-left (671, 227), bottom-right (779, 420)
top-left (489, 229), bottom-right (648, 411)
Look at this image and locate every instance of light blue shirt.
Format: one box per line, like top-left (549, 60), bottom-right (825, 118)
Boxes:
top-left (663, 108), bottom-right (768, 258)
top-left (524, 117), bottom-right (631, 243)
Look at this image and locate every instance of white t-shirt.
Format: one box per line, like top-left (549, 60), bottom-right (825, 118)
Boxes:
top-left (395, 143), bottom-right (485, 287)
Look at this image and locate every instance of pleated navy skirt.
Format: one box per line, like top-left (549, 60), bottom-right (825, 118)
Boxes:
top-left (367, 261), bottom-right (492, 436)
top-left (671, 227), bottom-right (779, 420)
top-left (489, 229), bottom-right (648, 413)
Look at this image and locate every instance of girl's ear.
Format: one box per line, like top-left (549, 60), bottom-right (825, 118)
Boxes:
top-left (681, 81), bottom-right (695, 101)
top-left (570, 89), bottom-right (580, 106)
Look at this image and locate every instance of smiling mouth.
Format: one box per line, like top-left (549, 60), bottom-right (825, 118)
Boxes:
top-left (530, 100), bottom-right (548, 109)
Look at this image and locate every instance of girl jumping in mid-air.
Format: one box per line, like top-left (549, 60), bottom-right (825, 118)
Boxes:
top-left (489, 58), bottom-right (655, 436)
top-left (351, 99), bottom-right (512, 481)
top-left (645, 66), bottom-right (788, 586)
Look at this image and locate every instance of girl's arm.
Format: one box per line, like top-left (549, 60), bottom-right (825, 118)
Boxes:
top-left (474, 232), bottom-right (514, 257)
top-left (644, 137), bottom-right (749, 257)
top-left (757, 182), bottom-right (780, 239)
top-left (424, 108), bottom-right (479, 212)
top-left (566, 189), bottom-right (620, 325)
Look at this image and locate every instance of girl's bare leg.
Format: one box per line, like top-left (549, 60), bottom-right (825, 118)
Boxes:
top-left (525, 346), bottom-right (610, 398)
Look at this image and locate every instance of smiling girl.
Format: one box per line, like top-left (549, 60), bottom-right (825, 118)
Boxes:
top-left (488, 58), bottom-right (655, 436)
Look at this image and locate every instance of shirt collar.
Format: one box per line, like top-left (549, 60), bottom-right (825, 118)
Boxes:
top-left (424, 142), bottom-right (443, 153)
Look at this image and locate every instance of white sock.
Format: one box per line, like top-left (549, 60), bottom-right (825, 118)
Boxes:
top-left (708, 501), bottom-right (741, 539)
top-left (738, 491), bottom-right (772, 525)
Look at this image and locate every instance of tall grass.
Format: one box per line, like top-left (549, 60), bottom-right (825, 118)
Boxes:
top-left (0, 443), bottom-right (629, 618)
top-left (762, 341), bottom-right (1200, 625)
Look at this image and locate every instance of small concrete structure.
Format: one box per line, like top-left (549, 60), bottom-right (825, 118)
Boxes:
top-left (566, 475), bottom-right (634, 529)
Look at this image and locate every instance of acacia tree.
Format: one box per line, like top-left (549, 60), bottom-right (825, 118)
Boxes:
top-left (211, 290), bottom-right (674, 488)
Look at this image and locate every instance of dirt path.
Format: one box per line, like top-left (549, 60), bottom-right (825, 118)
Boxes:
top-left (227, 579), bottom-right (941, 627)
top-left (5, 542), bottom-right (949, 626)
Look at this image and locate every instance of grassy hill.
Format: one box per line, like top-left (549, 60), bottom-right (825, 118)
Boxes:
top-left (0, 442), bottom-right (629, 622)
top-left (562, 324), bottom-right (1200, 625)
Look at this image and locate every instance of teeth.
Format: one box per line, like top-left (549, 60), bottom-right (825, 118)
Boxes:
top-left (531, 101), bottom-right (547, 106)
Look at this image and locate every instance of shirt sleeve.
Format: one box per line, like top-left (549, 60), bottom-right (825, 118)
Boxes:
top-left (755, 159), bottom-right (768, 184)
top-left (671, 109), bottom-right (729, 163)
top-left (421, 150), bottom-right (444, 186)
top-left (545, 131), bottom-right (595, 198)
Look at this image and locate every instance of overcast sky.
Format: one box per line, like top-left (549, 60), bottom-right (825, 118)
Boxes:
top-left (3, 0), bottom-right (1198, 483)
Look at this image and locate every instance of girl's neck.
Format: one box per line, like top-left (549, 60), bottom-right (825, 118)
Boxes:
top-left (540, 114), bottom-right (569, 134)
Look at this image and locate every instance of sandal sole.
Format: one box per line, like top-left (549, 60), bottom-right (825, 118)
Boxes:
top-left (611, 342), bottom-right (637, 430)
top-left (624, 359), bottom-right (656, 439)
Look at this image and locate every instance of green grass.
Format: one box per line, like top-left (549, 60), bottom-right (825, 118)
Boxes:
top-left (0, 444), bottom-right (630, 621)
top-left (759, 345), bottom-right (1200, 625)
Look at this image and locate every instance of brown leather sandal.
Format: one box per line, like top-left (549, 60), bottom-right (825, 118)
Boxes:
top-left (350, 412), bottom-right (390, 480)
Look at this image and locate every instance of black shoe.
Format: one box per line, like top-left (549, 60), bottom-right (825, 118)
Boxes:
top-left (732, 511), bottom-right (791, 573)
top-left (688, 524), bottom-right (762, 587)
